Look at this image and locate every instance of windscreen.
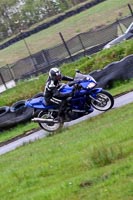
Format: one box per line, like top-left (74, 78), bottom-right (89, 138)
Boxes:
top-left (74, 72), bottom-right (92, 81)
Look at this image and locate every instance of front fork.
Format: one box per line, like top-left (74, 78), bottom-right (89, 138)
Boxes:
top-left (88, 88), bottom-right (103, 103)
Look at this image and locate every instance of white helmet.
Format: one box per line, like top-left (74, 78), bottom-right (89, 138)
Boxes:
top-left (49, 67), bottom-right (61, 81)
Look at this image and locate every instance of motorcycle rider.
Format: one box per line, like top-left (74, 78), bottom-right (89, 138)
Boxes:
top-left (44, 67), bottom-right (74, 121)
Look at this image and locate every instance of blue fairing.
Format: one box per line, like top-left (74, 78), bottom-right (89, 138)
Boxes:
top-left (25, 97), bottom-right (56, 109)
top-left (60, 83), bottom-right (102, 96)
top-left (59, 85), bottom-right (73, 94)
top-left (25, 86), bottom-right (103, 110)
top-left (89, 88), bottom-right (103, 96)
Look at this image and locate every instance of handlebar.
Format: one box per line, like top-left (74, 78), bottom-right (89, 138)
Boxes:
top-left (68, 80), bottom-right (80, 86)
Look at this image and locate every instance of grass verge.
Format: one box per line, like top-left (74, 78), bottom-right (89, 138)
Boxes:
top-left (0, 102), bottom-right (133, 200)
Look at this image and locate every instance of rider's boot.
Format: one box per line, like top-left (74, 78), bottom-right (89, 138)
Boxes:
top-left (84, 103), bottom-right (94, 114)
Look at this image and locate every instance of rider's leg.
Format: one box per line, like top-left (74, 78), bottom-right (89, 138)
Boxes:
top-left (50, 97), bottom-right (64, 119)
top-left (50, 97), bottom-right (70, 121)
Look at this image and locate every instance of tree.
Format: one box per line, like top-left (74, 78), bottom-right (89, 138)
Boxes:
top-left (0, 0), bottom-right (19, 39)
top-left (71, 0), bottom-right (87, 5)
top-left (0, 0), bottom-right (88, 41)
top-left (56, 0), bottom-right (70, 11)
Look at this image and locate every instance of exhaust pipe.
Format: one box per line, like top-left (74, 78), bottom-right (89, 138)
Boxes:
top-left (31, 117), bottom-right (58, 123)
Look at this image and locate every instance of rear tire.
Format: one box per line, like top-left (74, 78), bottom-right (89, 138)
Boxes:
top-left (37, 111), bottom-right (63, 132)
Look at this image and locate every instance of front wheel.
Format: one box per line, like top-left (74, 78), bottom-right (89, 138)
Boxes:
top-left (90, 90), bottom-right (114, 111)
top-left (37, 111), bottom-right (63, 132)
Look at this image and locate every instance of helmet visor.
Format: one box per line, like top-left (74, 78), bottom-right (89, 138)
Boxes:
top-left (56, 72), bottom-right (61, 80)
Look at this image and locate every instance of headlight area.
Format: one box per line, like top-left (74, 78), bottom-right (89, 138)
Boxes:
top-left (87, 82), bottom-right (96, 89)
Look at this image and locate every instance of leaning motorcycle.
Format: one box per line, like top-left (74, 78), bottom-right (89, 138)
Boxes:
top-left (25, 71), bottom-right (114, 132)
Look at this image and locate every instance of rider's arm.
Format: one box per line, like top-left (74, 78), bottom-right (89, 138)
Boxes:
top-left (47, 80), bottom-right (73, 98)
top-left (62, 75), bottom-right (73, 82)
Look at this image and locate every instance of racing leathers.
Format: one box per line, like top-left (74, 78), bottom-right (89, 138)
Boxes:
top-left (44, 75), bottom-right (73, 117)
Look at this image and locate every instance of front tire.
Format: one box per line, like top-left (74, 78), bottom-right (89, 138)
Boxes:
top-left (91, 90), bottom-right (114, 111)
top-left (37, 111), bottom-right (63, 132)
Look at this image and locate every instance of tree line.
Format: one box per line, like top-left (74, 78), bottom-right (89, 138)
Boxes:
top-left (0, 0), bottom-right (87, 41)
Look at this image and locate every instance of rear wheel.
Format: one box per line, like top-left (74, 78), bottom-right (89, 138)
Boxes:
top-left (91, 90), bottom-right (114, 111)
top-left (38, 111), bottom-right (63, 132)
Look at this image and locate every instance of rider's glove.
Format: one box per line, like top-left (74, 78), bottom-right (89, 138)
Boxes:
top-left (74, 83), bottom-right (82, 90)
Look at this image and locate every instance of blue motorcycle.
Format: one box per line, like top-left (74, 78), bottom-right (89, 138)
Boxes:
top-left (25, 71), bottom-right (114, 132)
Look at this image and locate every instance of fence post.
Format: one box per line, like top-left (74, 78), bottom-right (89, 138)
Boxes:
top-left (78, 34), bottom-right (86, 56)
top-left (42, 49), bottom-right (51, 66)
top-left (59, 32), bottom-right (74, 61)
top-left (7, 64), bottom-right (15, 81)
top-left (0, 72), bottom-right (7, 89)
top-left (22, 38), bottom-right (38, 73)
top-left (128, 4), bottom-right (133, 17)
top-left (116, 19), bottom-right (124, 34)
top-left (19, 31), bottom-right (38, 74)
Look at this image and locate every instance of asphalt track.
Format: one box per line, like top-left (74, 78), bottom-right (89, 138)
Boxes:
top-left (0, 91), bottom-right (133, 156)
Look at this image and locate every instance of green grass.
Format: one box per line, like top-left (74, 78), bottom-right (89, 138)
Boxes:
top-left (0, 122), bottom-right (38, 144)
top-left (0, 74), bottom-right (46, 106)
top-left (0, 102), bottom-right (133, 200)
top-left (109, 79), bottom-right (133, 96)
top-left (0, 0), bottom-right (132, 66)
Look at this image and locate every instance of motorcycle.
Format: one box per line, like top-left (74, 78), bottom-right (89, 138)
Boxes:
top-left (25, 71), bottom-right (114, 132)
